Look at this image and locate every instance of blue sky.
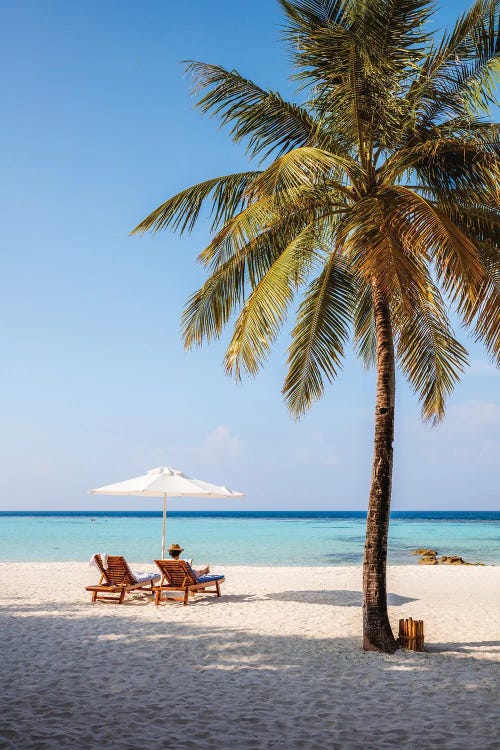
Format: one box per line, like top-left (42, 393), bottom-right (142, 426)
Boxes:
top-left (1, 0), bottom-right (498, 511)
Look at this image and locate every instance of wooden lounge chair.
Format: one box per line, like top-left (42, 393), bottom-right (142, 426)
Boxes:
top-left (86, 554), bottom-right (160, 604)
top-left (152, 559), bottom-right (225, 606)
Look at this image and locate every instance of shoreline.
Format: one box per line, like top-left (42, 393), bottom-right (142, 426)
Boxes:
top-left (1, 562), bottom-right (498, 748)
top-left (0, 559), bottom-right (496, 567)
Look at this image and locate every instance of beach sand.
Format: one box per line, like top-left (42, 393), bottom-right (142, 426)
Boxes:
top-left (0, 563), bottom-right (498, 750)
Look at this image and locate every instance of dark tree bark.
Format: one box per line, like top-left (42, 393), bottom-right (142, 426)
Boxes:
top-left (362, 281), bottom-right (399, 653)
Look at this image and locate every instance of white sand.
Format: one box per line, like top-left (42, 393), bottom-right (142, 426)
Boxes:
top-left (0, 563), bottom-right (498, 750)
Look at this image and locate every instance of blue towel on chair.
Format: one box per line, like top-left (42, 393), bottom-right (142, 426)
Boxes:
top-left (196, 574), bottom-right (224, 583)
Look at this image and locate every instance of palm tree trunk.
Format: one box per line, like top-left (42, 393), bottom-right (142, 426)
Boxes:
top-left (362, 281), bottom-right (398, 653)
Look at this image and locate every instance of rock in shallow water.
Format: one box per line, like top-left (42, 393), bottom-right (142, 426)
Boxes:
top-left (413, 549), bottom-right (485, 565)
top-left (413, 549), bottom-right (438, 557)
top-left (440, 555), bottom-right (470, 565)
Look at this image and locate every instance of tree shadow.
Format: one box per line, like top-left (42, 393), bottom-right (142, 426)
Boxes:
top-left (0, 598), bottom-right (497, 750)
top-left (427, 640), bottom-right (500, 656)
top-left (265, 589), bottom-right (417, 607)
top-left (190, 593), bottom-right (262, 605)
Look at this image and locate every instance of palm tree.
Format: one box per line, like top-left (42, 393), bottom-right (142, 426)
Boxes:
top-left (133, 0), bottom-right (500, 652)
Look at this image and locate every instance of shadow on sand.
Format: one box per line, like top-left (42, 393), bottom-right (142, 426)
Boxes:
top-left (0, 597), bottom-right (497, 750)
top-left (265, 589), bottom-right (417, 607)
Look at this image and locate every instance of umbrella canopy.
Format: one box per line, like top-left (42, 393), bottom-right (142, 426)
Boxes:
top-left (89, 466), bottom-right (244, 556)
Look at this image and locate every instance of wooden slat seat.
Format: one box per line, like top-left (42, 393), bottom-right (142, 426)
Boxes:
top-left (86, 554), bottom-right (160, 604)
top-left (152, 559), bottom-right (225, 606)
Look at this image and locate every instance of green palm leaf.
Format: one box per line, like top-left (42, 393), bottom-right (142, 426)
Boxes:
top-left (131, 171), bottom-right (261, 236)
top-left (393, 280), bottom-right (469, 423)
top-left (186, 61), bottom-right (338, 158)
top-left (224, 221), bottom-right (325, 379)
top-left (283, 255), bottom-right (355, 416)
top-left (353, 281), bottom-right (376, 368)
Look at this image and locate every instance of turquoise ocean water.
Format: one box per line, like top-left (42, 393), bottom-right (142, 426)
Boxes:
top-left (0, 511), bottom-right (498, 565)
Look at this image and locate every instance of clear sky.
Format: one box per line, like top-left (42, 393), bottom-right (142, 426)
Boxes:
top-left (1, 0), bottom-right (498, 511)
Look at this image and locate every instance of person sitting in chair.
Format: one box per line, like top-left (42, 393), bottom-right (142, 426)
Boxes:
top-left (168, 543), bottom-right (210, 577)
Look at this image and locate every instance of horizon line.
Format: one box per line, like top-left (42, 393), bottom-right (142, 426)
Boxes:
top-left (0, 509), bottom-right (497, 514)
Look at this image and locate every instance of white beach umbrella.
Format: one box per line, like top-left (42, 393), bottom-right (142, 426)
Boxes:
top-left (89, 466), bottom-right (244, 557)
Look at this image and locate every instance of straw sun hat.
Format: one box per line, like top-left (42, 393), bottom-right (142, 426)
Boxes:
top-left (168, 543), bottom-right (184, 554)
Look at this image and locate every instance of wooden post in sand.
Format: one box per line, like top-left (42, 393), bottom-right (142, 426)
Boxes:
top-left (398, 618), bottom-right (424, 651)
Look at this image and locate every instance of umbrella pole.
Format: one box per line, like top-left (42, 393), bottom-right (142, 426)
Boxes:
top-left (162, 493), bottom-right (167, 558)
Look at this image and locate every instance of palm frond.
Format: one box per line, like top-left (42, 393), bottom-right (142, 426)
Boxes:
top-left (224, 221), bottom-right (326, 379)
top-left (182, 215), bottom-right (300, 348)
top-left (283, 253), bottom-right (355, 416)
top-left (380, 129), bottom-right (500, 186)
top-left (186, 61), bottom-right (340, 159)
top-left (460, 241), bottom-right (500, 364)
top-left (195, 183), bottom-right (345, 271)
top-left (339, 194), bottom-right (430, 303)
top-left (412, 0), bottom-right (500, 125)
top-left (131, 172), bottom-right (261, 235)
top-left (353, 280), bottom-right (376, 368)
top-left (393, 279), bottom-right (469, 423)
top-left (279, 0), bottom-right (348, 31)
top-left (248, 146), bottom-right (361, 198)
top-left (425, 0), bottom-right (498, 78)
top-left (195, 195), bottom-right (282, 270)
top-left (383, 187), bottom-right (486, 305)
